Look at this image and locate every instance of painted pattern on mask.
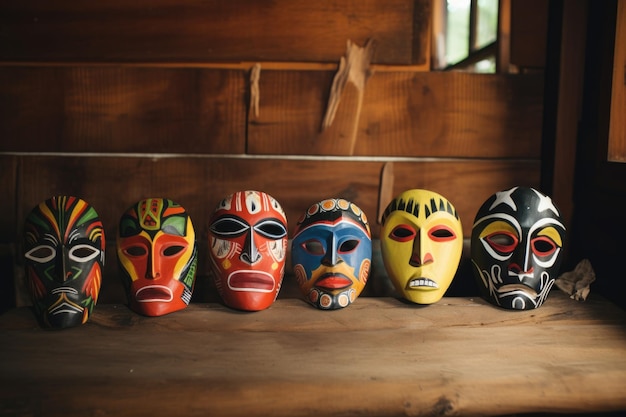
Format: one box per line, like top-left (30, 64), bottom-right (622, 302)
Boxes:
top-left (291, 199), bottom-right (372, 310)
top-left (471, 186), bottom-right (566, 310)
top-left (380, 189), bottom-right (463, 305)
top-left (208, 191), bottom-right (288, 311)
top-left (24, 196), bottom-right (105, 328)
top-left (117, 198), bottom-right (197, 317)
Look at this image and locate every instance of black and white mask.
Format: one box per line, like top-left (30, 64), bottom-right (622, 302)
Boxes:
top-left (471, 187), bottom-right (566, 310)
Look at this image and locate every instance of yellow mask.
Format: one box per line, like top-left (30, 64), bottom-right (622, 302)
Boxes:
top-left (380, 189), bottom-right (463, 304)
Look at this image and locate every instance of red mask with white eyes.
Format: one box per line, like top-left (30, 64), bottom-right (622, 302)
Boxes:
top-left (380, 189), bottom-right (463, 305)
top-left (208, 191), bottom-right (288, 311)
top-left (471, 186), bottom-right (566, 310)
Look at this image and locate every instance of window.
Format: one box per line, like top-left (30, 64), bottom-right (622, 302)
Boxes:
top-left (432, 0), bottom-right (502, 73)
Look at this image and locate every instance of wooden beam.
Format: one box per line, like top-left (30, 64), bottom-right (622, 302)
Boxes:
top-left (0, 0), bottom-right (429, 65)
top-left (608, 0), bottom-right (626, 161)
top-left (550, 0), bottom-right (588, 232)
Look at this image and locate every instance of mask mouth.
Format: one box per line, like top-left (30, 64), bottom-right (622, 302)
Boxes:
top-left (314, 273), bottom-right (352, 290)
top-left (407, 278), bottom-right (439, 290)
top-left (136, 285), bottom-right (174, 302)
top-left (49, 302), bottom-right (83, 315)
top-left (497, 284), bottom-right (538, 298)
top-left (48, 292), bottom-right (84, 316)
top-left (228, 271), bottom-right (275, 293)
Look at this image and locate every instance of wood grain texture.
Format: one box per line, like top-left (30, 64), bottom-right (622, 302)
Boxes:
top-left (549, 0), bottom-right (588, 233)
top-left (13, 155), bottom-right (541, 242)
top-left (608, 0), bottom-right (626, 161)
top-left (0, 156), bottom-right (17, 240)
top-left (249, 71), bottom-right (544, 157)
top-left (1, 66), bottom-right (543, 156)
top-left (0, 66), bottom-right (246, 153)
top-left (0, 0), bottom-right (428, 65)
top-left (510, 0), bottom-right (548, 68)
top-left (0, 292), bottom-right (625, 416)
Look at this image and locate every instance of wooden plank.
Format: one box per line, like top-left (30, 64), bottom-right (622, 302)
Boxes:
top-left (0, 293), bottom-right (625, 416)
top-left (0, 156), bottom-right (18, 311)
top-left (249, 71), bottom-right (544, 157)
top-left (1, 67), bottom-right (543, 157)
top-left (497, 0), bottom-right (512, 73)
top-left (0, 66), bottom-right (246, 153)
top-left (14, 155), bottom-right (541, 242)
top-left (550, 0), bottom-right (587, 237)
top-left (0, 0), bottom-right (428, 65)
top-left (568, 0), bottom-right (626, 311)
top-left (608, 0), bottom-right (626, 162)
top-left (411, 0), bottom-right (432, 65)
top-left (510, 0), bottom-right (548, 69)
top-left (0, 156), bottom-right (17, 240)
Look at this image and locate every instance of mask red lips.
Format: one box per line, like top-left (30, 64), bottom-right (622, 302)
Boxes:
top-left (135, 285), bottom-right (173, 302)
top-left (314, 273), bottom-right (353, 290)
top-left (228, 271), bottom-right (275, 292)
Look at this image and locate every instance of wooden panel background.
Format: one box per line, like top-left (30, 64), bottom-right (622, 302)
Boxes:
top-left (0, 0), bottom-right (430, 65)
top-left (1, 67), bottom-right (544, 156)
top-left (0, 0), bottom-right (548, 308)
top-left (0, 66), bottom-right (246, 153)
top-left (249, 70), bottom-right (543, 157)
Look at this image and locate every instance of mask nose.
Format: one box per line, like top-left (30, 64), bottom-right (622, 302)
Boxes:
top-left (57, 246), bottom-right (71, 282)
top-left (409, 230), bottom-right (434, 267)
top-left (145, 247), bottom-right (160, 279)
top-left (508, 238), bottom-right (533, 278)
top-left (240, 231), bottom-right (261, 265)
top-left (321, 235), bottom-right (339, 266)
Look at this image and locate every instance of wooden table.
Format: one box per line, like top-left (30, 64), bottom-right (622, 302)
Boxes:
top-left (1, 291), bottom-right (625, 416)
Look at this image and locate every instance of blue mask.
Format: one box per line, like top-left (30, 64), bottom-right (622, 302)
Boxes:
top-left (291, 199), bottom-right (371, 309)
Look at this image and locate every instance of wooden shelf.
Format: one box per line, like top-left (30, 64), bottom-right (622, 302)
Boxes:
top-left (1, 291), bottom-right (625, 416)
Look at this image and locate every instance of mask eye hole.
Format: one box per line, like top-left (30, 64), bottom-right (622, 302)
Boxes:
top-left (69, 244), bottom-right (100, 263)
top-left (338, 239), bottom-right (360, 254)
top-left (25, 245), bottom-right (56, 263)
top-left (389, 225), bottom-right (416, 242)
top-left (531, 236), bottom-right (557, 257)
top-left (124, 245), bottom-right (148, 257)
top-left (163, 245), bottom-right (185, 257)
top-left (485, 232), bottom-right (518, 254)
top-left (428, 225), bottom-right (456, 242)
top-left (210, 217), bottom-right (249, 238)
top-left (254, 219), bottom-right (287, 240)
top-left (302, 240), bottom-right (325, 255)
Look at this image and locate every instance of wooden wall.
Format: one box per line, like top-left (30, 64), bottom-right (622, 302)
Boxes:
top-left (0, 0), bottom-right (546, 308)
top-left (569, 0), bottom-right (626, 309)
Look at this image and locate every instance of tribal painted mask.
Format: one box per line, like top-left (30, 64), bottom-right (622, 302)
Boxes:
top-left (208, 191), bottom-right (288, 311)
top-left (24, 196), bottom-right (105, 329)
top-left (117, 198), bottom-right (197, 317)
top-left (381, 189), bottom-right (463, 304)
top-left (471, 186), bottom-right (566, 310)
top-left (291, 199), bottom-right (372, 310)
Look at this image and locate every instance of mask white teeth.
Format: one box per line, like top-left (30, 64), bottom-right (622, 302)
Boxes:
top-left (409, 278), bottom-right (438, 288)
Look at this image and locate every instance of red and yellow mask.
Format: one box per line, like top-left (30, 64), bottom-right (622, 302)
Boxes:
top-left (117, 198), bottom-right (197, 316)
